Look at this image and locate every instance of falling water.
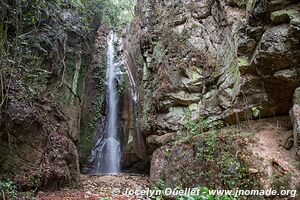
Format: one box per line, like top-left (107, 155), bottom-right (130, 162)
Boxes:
top-left (84, 30), bottom-right (147, 175)
top-left (88, 31), bottom-right (121, 174)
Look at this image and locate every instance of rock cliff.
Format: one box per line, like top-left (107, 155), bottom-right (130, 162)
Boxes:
top-left (0, 1), bottom-right (101, 190)
top-left (127, 0), bottom-right (300, 191)
top-left (129, 0), bottom-right (300, 138)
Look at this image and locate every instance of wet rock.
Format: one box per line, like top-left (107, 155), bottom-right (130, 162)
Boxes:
top-left (252, 25), bottom-right (294, 74)
top-left (121, 140), bottom-right (149, 174)
top-left (226, 0), bottom-right (247, 8)
top-left (232, 19), bottom-right (300, 119)
top-left (130, 0), bottom-right (246, 129)
top-left (274, 68), bottom-right (298, 80)
top-left (0, 106), bottom-right (47, 175)
top-left (189, 0), bottom-right (214, 20)
top-left (237, 36), bottom-right (257, 56)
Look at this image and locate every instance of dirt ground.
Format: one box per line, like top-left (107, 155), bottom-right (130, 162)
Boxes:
top-left (244, 117), bottom-right (300, 194)
top-left (37, 174), bottom-right (149, 200)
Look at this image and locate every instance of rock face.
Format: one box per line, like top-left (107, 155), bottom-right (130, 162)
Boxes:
top-left (290, 88), bottom-right (300, 155)
top-left (128, 0), bottom-right (300, 148)
top-left (0, 2), bottom-right (98, 190)
top-left (127, 0), bottom-right (300, 189)
top-left (0, 100), bottom-right (82, 190)
top-left (79, 27), bottom-right (108, 165)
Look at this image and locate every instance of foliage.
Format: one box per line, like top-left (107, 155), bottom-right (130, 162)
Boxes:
top-left (196, 132), bottom-right (255, 189)
top-left (0, 0), bottom-right (135, 102)
top-left (178, 118), bottom-right (254, 190)
top-left (165, 129), bottom-right (255, 196)
top-left (0, 0), bottom-right (136, 193)
top-left (79, 57), bottom-right (106, 162)
top-left (0, 180), bottom-right (17, 200)
top-left (229, 0), bottom-right (247, 8)
top-left (272, 172), bottom-right (293, 191)
top-left (181, 117), bottom-right (223, 136)
top-left (91, 0), bottom-right (136, 27)
top-left (1, 0), bottom-right (80, 101)
top-left (250, 106), bottom-right (261, 118)
top-left (59, 0), bottom-right (136, 27)
top-left (151, 179), bottom-right (166, 200)
top-left (163, 147), bottom-right (171, 158)
top-left (182, 119), bottom-right (203, 136)
top-left (0, 0), bottom-right (136, 166)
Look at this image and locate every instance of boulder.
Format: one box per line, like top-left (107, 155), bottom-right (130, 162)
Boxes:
top-left (290, 87), bottom-right (300, 149)
top-left (146, 133), bottom-right (175, 152)
top-left (293, 87), bottom-right (300, 105)
top-left (0, 101), bottom-right (80, 191)
top-left (149, 130), bottom-right (256, 191)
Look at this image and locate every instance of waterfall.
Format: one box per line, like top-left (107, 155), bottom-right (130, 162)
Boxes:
top-left (88, 31), bottom-right (121, 174)
top-left (83, 30), bottom-right (147, 175)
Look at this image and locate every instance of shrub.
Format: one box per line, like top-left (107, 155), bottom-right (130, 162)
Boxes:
top-left (0, 180), bottom-right (17, 200)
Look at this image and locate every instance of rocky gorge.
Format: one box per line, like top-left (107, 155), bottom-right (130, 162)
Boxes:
top-left (0, 0), bottom-right (300, 199)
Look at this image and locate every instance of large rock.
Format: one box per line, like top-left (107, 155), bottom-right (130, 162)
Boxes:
top-left (146, 133), bottom-right (175, 152)
top-left (294, 87), bottom-right (300, 105)
top-left (290, 105), bottom-right (300, 149)
top-left (149, 130), bottom-right (256, 191)
top-left (0, 100), bottom-right (80, 191)
top-left (290, 88), bottom-right (300, 154)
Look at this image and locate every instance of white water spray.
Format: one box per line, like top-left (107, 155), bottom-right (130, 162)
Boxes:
top-left (89, 31), bottom-right (121, 174)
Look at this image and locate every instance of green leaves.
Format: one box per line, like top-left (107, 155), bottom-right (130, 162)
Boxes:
top-left (181, 117), bottom-right (223, 136)
top-left (92, 0), bottom-right (135, 27)
top-left (250, 106), bottom-right (261, 118)
top-left (0, 180), bottom-right (17, 200)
